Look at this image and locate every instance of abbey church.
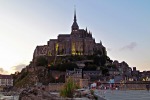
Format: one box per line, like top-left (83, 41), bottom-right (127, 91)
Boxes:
top-left (33, 10), bottom-right (107, 58)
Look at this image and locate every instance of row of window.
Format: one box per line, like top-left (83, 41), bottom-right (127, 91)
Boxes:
top-left (0, 79), bottom-right (13, 85)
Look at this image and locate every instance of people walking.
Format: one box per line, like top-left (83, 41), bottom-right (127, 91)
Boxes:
top-left (146, 84), bottom-right (149, 92)
top-left (109, 77), bottom-right (115, 94)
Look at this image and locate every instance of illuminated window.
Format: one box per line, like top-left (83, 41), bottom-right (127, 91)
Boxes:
top-left (72, 42), bottom-right (76, 55)
top-left (55, 43), bottom-right (59, 52)
top-left (48, 51), bottom-right (52, 56)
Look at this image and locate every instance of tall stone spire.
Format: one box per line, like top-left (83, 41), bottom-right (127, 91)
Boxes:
top-left (71, 6), bottom-right (79, 32)
top-left (74, 7), bottom-right (77, 22)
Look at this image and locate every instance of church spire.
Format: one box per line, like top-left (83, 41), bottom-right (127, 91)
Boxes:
top-left (71, 6), bottom-right (79, 32)
top-left (74, 6), bottom-right (77, 22)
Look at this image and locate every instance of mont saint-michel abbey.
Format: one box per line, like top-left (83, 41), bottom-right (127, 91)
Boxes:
top-left (33, 10), bottom-right (106, 58)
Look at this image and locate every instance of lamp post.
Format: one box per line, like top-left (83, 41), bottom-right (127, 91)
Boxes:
top-left (55, 76), bottom-right (58, 91)
top-left (55, 76), bottom-right (58, 83)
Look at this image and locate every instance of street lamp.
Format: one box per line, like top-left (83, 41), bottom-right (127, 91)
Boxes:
top-left (55, 76), bottom-right (58, 83)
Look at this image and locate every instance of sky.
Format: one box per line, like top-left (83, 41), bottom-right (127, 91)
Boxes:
top-left (0, 0), bottom-right (150, 74)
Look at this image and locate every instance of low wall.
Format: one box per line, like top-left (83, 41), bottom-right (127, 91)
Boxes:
top-left (46, 83), bottom-right (65, 91)
top-left (99, 81), bottom-right (150, 90)
top-left (126, 81), bottom-right (149, 90)
top-left (80, 79), bottom-right (89, 88)
top-left (120, 84), bottom-right (146, 90)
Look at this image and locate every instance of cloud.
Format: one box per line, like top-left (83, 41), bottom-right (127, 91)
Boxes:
top-left (0, 68), bottom-right (9, 74)
top-left (11, 64), bottom-right (26, 72)
top-left (120, 42), bottom-right (137, 51)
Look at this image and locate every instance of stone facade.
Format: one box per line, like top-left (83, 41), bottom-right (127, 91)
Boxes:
top-left (79, 79), bottom-right (89, 88)
top-left (66, 69), bottom-right (82, 85)
top-left (47, 83), bottom-right (64, 91)
top-left (33, 45), bottom-right (49, 58)
top-left (33, 10), bottom-right (106, 58)
top-left (0, 75), bottom-right (13, 86)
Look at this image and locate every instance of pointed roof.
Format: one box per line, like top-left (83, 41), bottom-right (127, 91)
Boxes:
top-left (100, 40), bottom-right (102, 45)
top-left (74, 7), bottom-right (77, 22)
top-left (89, 30), bottom-right (91, 34)
top-left (72, 7), bottom-right (79, 30)
top-left (85, 27), bottom-right (87, 32)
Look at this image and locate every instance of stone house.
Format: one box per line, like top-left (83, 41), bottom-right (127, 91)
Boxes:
top-left (0, 75), bottom-right (13, 86)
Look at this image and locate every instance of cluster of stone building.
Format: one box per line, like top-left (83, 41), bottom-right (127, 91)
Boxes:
top-left (106, 60), bottom-right (150, 82)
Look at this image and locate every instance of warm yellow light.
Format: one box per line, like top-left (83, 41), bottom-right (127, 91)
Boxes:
top-left (48, 51), bottom-right (52, 56)
top-left (55, 43), bottom-right (59, 52)
top-left (72, 42), bottom-right (76, 55)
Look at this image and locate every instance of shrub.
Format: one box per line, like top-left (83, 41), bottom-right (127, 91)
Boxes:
top-left (60, 77), bottom-right (80, 98)
top-left (36, 56), bottom-right (48, 66)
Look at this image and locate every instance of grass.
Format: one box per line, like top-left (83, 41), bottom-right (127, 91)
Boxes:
top-left (14, 72), bottom-right (34, 88)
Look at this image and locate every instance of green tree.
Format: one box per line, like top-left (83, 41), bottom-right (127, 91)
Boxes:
top-left (93, 55), bottom-right (107, 66)
top-left (50, 63), bottom-right (78, 71)
top-left (36, 56), bottom-right (48, 66)
top-left (93, 56), bottom-right (100, 65)
top-left (99, 55), bottom-right (107, 66)
top-left (100, 66), bottom-right (109, 76)
top-left (83, 65), bottom-right (97, 71)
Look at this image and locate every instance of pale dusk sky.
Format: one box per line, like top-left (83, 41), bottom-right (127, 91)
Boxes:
top-left (0, 0), bottom-right (150, 74)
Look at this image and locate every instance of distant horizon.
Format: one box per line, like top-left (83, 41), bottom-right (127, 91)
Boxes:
top-left (0, 0), bottom-right (150, 74)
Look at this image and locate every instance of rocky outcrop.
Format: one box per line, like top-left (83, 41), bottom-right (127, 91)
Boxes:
top-left (19, 88), bottom-right (59, 100)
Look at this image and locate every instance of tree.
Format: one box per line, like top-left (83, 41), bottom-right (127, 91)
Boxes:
top-left (83, 65), bottom-right (97, 71)
top-left (50, 62), bottom-right (78, 71)
top-left (93, 56), bottom-right (100, 66)
top-left (99, 55), bottom-right (107, 66)
top-left (36, 56), bottom-right (48, 66)
top-left (93, 55), bottom-right (107, 66)
top-left (100, 66), bottom-right (109, 76)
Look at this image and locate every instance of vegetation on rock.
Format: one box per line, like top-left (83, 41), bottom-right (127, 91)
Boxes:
top-left (49, 62), bottom-right (78, 71)
top-left (14, 72), bottom-right (34, 88)
top-left (14, 50), bottom-right (118, 88)
top-left (36, 56), bottom-right (48, 66)
top-left (60, 77), bottom-right (80, 98)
